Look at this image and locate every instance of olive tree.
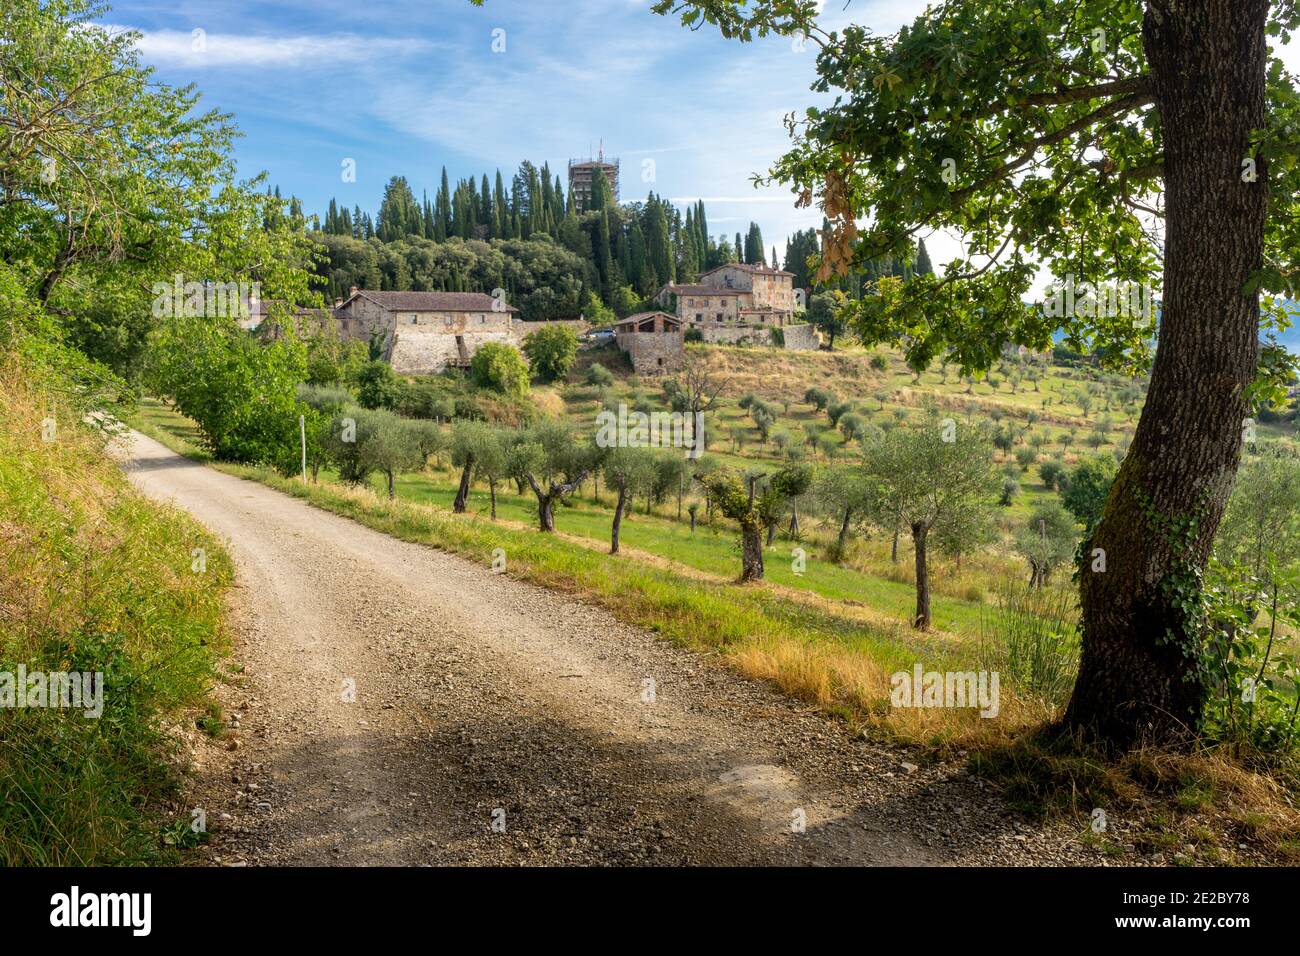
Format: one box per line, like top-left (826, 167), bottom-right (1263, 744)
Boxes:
top-left (703, 465), bottom-right (810, 582)
top-left (1214, 451), bottom-right (1300, 581)
top-left (1016, 501), bottom-right (1080, 588)
top-left (813, 464), bottom-right (878, 562)
top-left (865, 414), bottom-right (996, 629)
top-left (508, 420), bottom-right (596, 532)
top-left (449, 420), bottom-right (497, 513)
top-left (359, 411), bottom-right (424, 499)
top-left (604, 446), bottom-right (658, 554)
top-left (654, 0), bottom-right (1300, 748)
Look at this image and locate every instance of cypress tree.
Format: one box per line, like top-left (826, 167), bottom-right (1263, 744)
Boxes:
top-left (494, 170), bottom-right (509, 239)
top-left (915, 237), bottom-right (934, 276)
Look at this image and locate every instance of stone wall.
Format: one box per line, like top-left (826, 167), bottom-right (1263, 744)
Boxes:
top-left (780, 323), bottom-right (820, 351)
top-left (616, 331), bottom-right (684, 375)
top-left (387, 329), bottom-right (517, 376)
top-left (698, 326), bottom-right (775, 346)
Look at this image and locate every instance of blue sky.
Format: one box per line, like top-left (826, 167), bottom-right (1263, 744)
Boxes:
top-left (96, 0), bottom-right (933, 259)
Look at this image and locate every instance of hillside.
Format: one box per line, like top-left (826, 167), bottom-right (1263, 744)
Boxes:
top-left (0, 359), bottom-right (233, 864)
top-left (131, 337), bottom-right (1300, 864)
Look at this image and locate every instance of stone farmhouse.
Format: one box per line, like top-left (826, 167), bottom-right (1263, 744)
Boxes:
top-left (614, 311), bottom-right (684, 375)
top-left (655, 262), bottom-right (819, 349)
top-left (333, 289), bottom-right (520, 375)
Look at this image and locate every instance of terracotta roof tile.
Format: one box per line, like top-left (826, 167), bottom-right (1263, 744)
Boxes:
top-left (346, 290), bottom-right (519, 313)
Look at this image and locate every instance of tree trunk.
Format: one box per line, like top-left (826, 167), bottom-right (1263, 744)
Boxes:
top-left (890, 521), bottom-right (900, 564)
top-left (611, 483), bottom-right (627, 554)
top-left (526, 471), bottom-right (588, 534)
top-left (911, 521), bottom-right (930, 630)
top-left (689, 511), bottom-right (697, 533)
top-left (766, 521), bottom-right (777, 547)
top-left (837, 507), bottom-right (853, 555)
top-left (489, 479), bottom-right (497, 520)
top-left (538, 493), bottom-right (556, 533)
top-left (788, 503), bottom-right (799, 537)
top-left (1065, 0), bottom-right (1267, 749)
top-left (386, 470), bottom-right (395, 499)
top-left (453, 459), bottom-right (473, 513)
top-left (740, 519), bottom-right (764, 582)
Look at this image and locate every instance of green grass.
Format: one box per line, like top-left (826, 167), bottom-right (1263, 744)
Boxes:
top-left (335, 462), bottom-right (994, 635)
top-left (1, 372), bottom-right (233, 865)
top-left (134, 398), bottom-right (1007, 732)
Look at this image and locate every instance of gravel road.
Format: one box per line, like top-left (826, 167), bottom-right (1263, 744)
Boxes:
top-left (117, 430), bottom-right (1100, 866)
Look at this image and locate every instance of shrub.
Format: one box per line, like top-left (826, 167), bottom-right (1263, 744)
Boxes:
top-left (999, 477), bottom-right (1020, 505)
top-left (356, 359), bottom-right (400, 410)
top-left (522, 324), bottom-right (579, 383)
top-left (147, 312), bottom-right (307, 468)
top-left (1039, 457), bottom-right (1067, 491)
top-left (804, 386), bottom-right (831, 410)
top-left (470, 342), bottom-right (530, 396)
top-left (586, 362), bottom-right (614, 387)
top-left (1061, 454), bottom-right (1117, 528)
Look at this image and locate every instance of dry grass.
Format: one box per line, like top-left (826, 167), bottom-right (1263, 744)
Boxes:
top-left (973, 731), bottom-right (1300, 862)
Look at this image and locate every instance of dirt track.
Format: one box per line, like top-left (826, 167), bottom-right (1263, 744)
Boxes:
top-left (117, 430), bottom-right (1096, 866)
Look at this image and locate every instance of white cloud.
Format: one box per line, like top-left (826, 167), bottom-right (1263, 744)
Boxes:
top-left (99, 24), bottom-right (434, 68)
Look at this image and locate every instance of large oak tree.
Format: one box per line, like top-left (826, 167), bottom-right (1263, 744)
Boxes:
top-left (656, 0), bottom-right (1300, 748)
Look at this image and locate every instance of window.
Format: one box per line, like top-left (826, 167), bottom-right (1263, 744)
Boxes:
top-left (695, 313), bottom-right (703, 322)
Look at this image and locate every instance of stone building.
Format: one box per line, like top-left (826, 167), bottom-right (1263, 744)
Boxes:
top-left (333, 289), bottom-right (520, 375)
top-left (614, 311), bottom-right (683, 375)
top-left (653, 262), bottom-right (818, 350)
top-left (656, 262), bottom-right (799, 330)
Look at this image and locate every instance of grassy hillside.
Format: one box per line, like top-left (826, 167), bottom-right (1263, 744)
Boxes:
top-left (132, 342), bottom-right (1300, 862)
top-left (0, 359), bottom-right (233, 865)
